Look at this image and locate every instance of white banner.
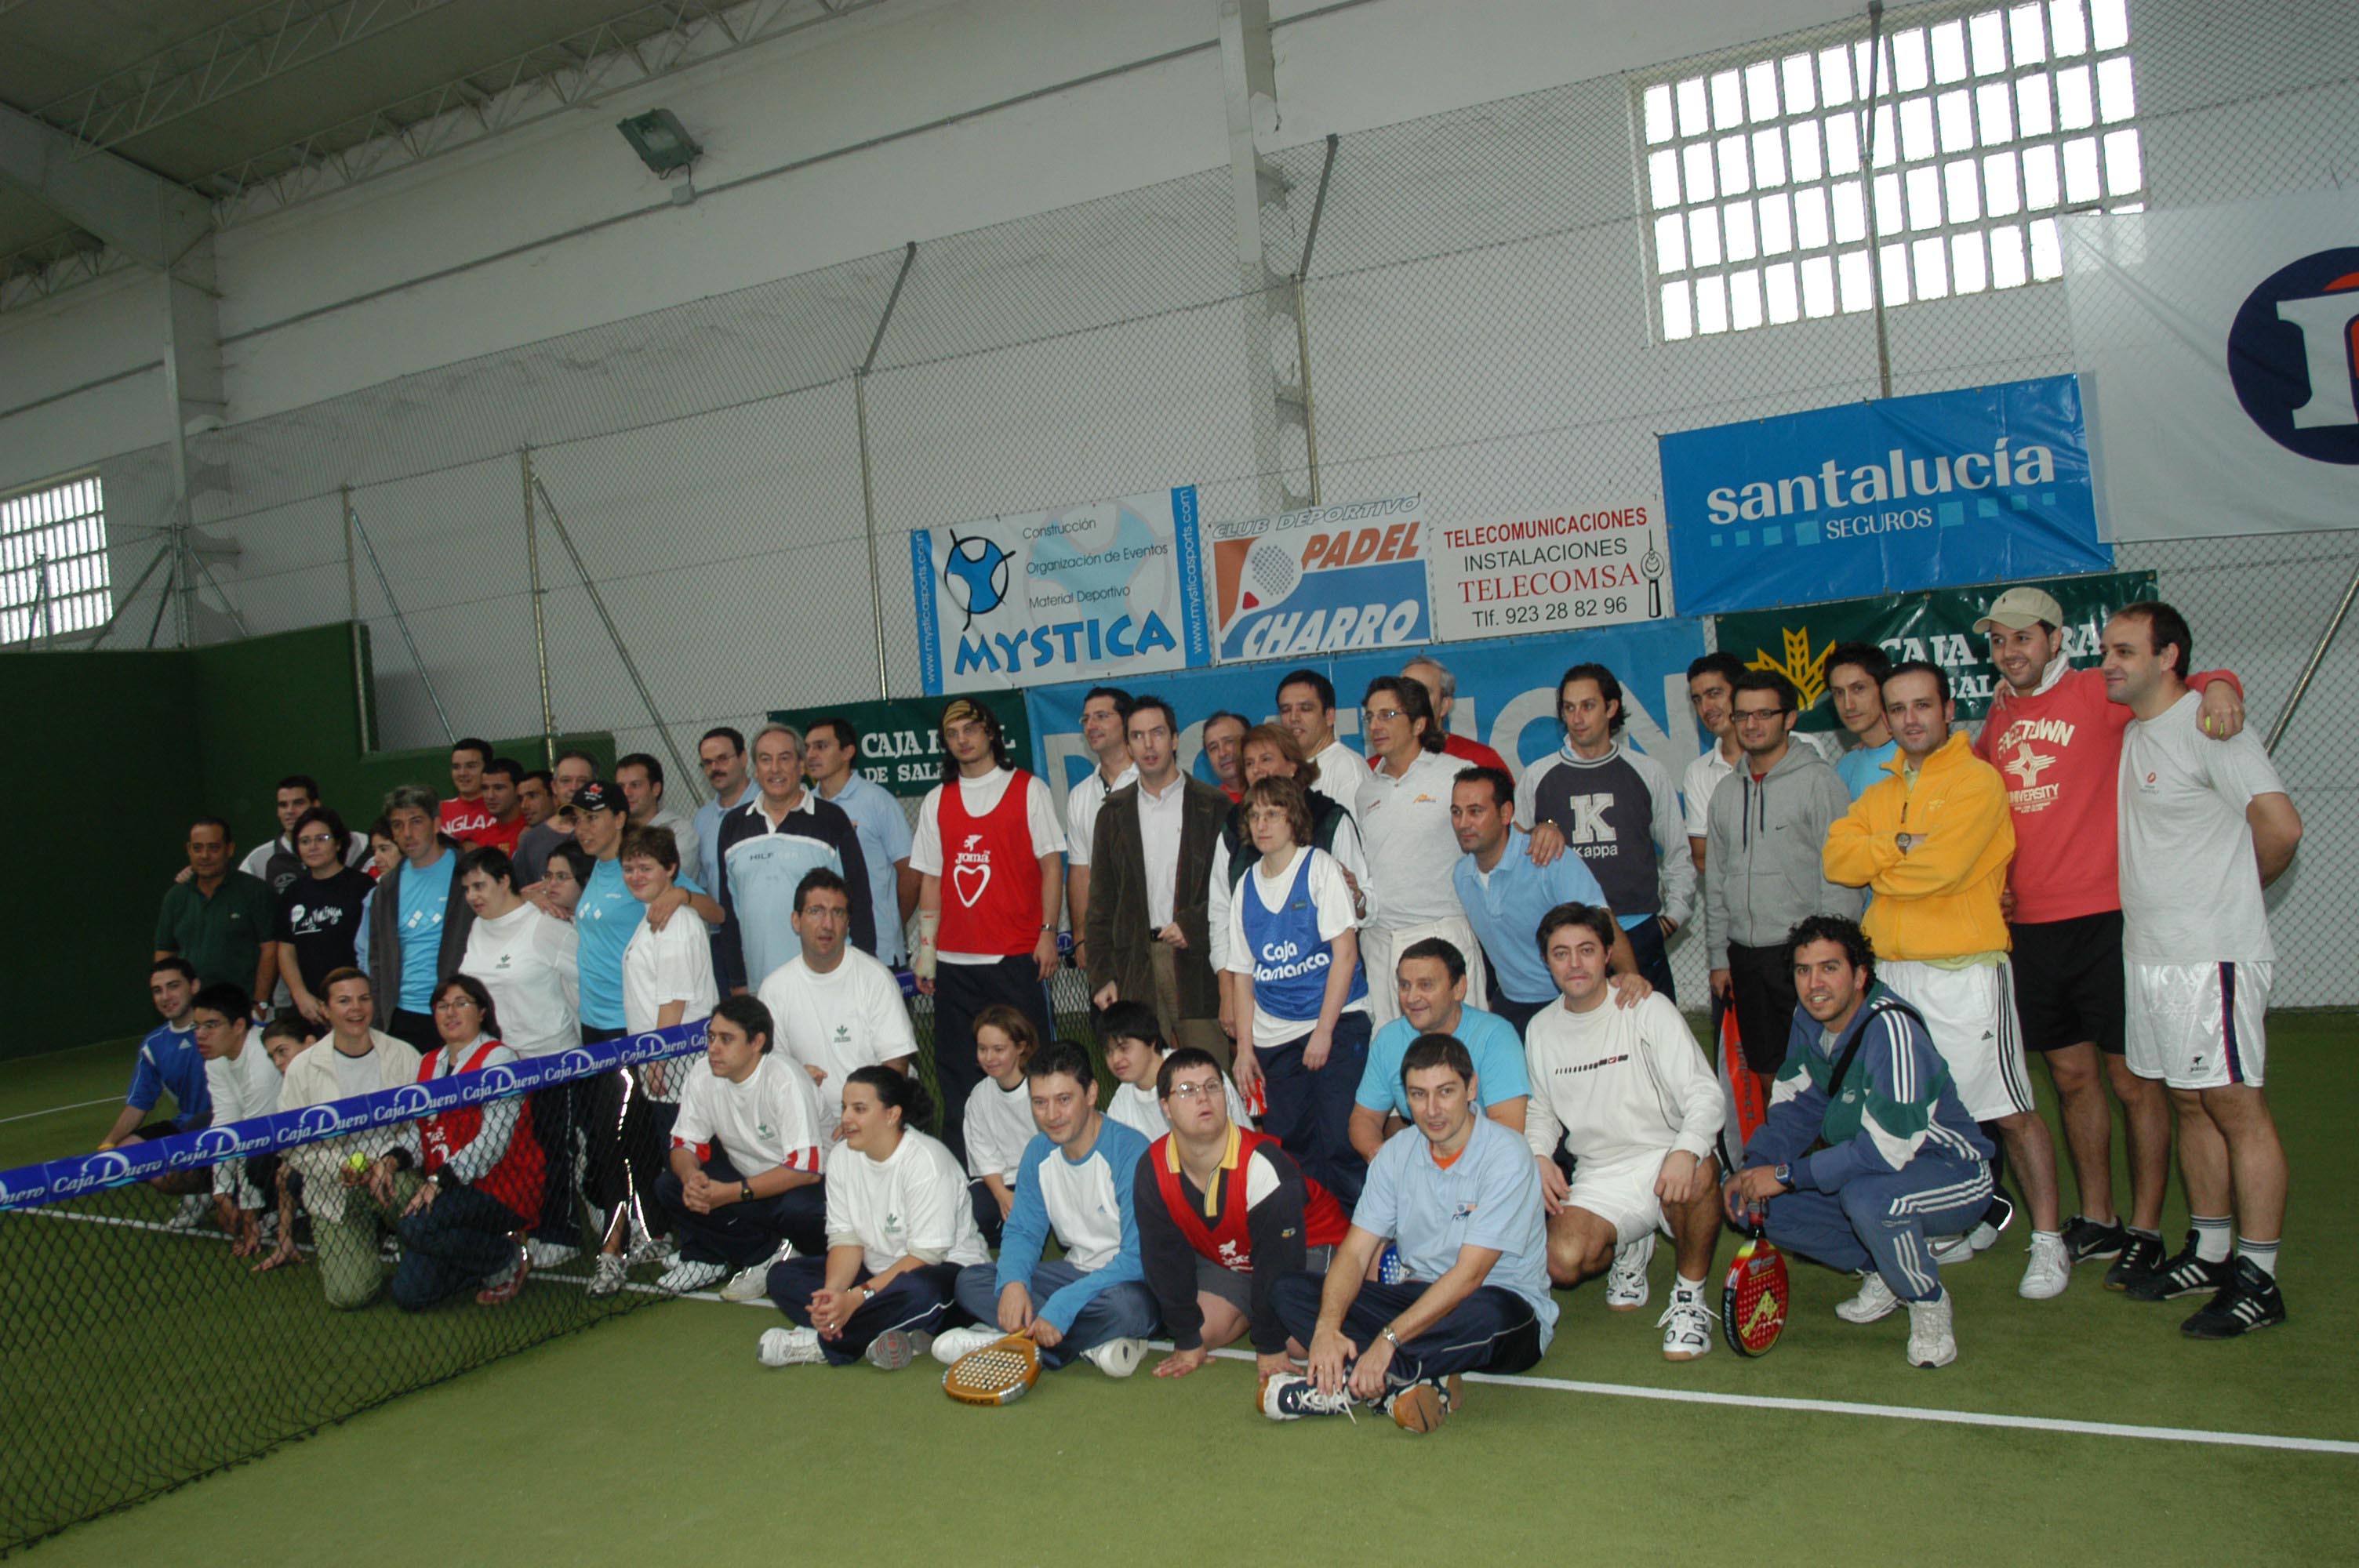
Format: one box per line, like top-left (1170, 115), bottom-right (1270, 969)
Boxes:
top-left (1427, 502), bottom-right (1671, 641)
top-left (2064, 191), bottom-right (2359, 542)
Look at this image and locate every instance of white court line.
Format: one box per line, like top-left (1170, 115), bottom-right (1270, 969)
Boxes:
top-left (19, 1206), bottom-right (2355, 1458)
top-left (0, 1095), bottom-right (118, 1126)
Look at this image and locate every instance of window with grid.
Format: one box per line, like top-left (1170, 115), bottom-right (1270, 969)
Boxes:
top-left (1, 474), bottom-right (111, 643)
top-left (1640, 0), bottom-right (2145, 340)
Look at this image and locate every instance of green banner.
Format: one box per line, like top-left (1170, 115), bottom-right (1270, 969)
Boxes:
top-left (766, 695), bottom-right (1035, 800)
top-left (1714, 570), bottom-right (2159, 730)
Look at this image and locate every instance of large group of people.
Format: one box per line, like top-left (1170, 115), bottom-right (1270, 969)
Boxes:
top-left (100, 590), bottom-right (2302, 1432)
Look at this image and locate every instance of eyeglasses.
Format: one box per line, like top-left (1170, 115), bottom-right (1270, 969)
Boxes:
top-left (1165, 1080), bottom-right (1223, 1102)
top-left (1732, 707), bottom-right (1790, 724)
top-left (296, 833), bottom-right (337, 847)
top-left (1362, 707), bottom-right (1404, 724)
top-left (433, 996), bottom-right (479, 1013)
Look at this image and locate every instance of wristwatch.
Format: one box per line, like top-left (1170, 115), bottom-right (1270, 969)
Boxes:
top-left (1379, 1326), bottom-right (1401, 1349)
top-left (1772, 1163), bottom-right (1794, 1190)
top-left (739, 1179), bottom-right (754, 1203)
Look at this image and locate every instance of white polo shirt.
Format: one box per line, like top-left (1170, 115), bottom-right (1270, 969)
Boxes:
top-left (1063, 761), bottom-right (1138, 869)
top-left (1354, 748), bottom-right (1468, 930)
top-left (1307, 737), bottom-right (1365, 817)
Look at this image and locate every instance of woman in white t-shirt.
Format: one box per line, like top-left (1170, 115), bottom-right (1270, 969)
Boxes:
top-left (1223, 775), bottom-right (1372, 1209)
top-left (960, 1003), bottom-right (1041, 1249)
top-left (758, 1067), bottom-right (990, 1370)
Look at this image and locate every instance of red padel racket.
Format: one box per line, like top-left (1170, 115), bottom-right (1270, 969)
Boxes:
top-left (1722, 1208), bottom-right (1790, 1357)
top-left (1722, 1002), bottom-right (1768, 1145)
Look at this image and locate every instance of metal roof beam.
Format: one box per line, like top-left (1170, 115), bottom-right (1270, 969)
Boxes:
top-left (0, 103), bottom-right (212, 268)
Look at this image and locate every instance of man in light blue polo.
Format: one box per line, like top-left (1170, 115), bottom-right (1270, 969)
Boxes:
top-left (805, 716), bottom-right (915, 967)
top-left (691, 727), bottom-right (756, 897)
top-left (1449, 766), bottom-right (1646, 1036)
top-left (1348, 938), bottom-right (1527, 1163)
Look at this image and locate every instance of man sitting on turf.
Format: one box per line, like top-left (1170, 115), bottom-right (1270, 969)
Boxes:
top-left (934, 1040), bottom-right (1159, 1378)
top-left (1725, 916), bottom-right (1995, 1369)
top-left (277, 968), bottom-right (427, 1309)
top-left (1525, 903), bottom-right (1725, 1357)
top-left (96, 957), bottom-right (215, 1225)
top-left (1101, 1001), bottom-right (1250, 1142)
top-left (1348, 938), bottom-right (1530, 1167)
top-left (1265, 1034), bottom-right (1555, 1432)
top-left (1135, 1047), bottom-right (1348, 1381)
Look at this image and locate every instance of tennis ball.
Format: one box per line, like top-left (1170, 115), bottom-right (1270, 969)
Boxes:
top-left (346, 1151), bottom-right (370, 1173)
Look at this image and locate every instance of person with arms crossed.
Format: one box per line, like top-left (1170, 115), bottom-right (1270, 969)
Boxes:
top-left (1201, 710), bottom-right (1250, 803)
top-left (658, 995), bottom-right (828, 1295)
top-left (933, 1040), bottom-right (1159, 1378)
top-left (805, 716), bottom-right (918, 967)
top-left (1823, 660), bottom-right (2068, 1299)
top-left (1824, 643), bottom-right (1900, 802)
top-left (616, 753), bottom-right (700, 882)
top-left (1263, 1034), bottom-right (1554, 1432)
top-left (1516, 662), bottom-right (1695, 998)
top-left (277, 968), bottom-right (425, 1308)
top-left (1525, 904), bottom-right (1725, 1355)
top-left (910, 698), bottom-right (1064, 1165)
top-left (155, 815), bottom-right (277, 1002)
top-left (1136, 1046), bottom-right (1348, 1381)
top-left (1085, 695), bottom-right (1230, 1063)
top-left (97, 958), bottom-right (214, 1221)
top-left (758, 1069), bottom-right (990, 1370)
top-left (1348, 939), bottom-right (1530, 1167)
top-left (714, 724), bottom-right (874, 996)
top-left (366, 786), bottom-right (475, 1054)
top-left (1726, 916), bottom-right (1996, 1368)
top-left (190, 982), bottom-right (281, 1258)
top-left (1704, 671), bottom-right (1863, 1093)
top-left (756, 868), bottom-right (917, 1139)
top-left (1355, 675), bottom-right (1490, 1028)
top-left (1100, 1000), bottom-right (1251, 1141)
top-left (1277, 669), bottom-right (1364, 817)
top-left (2104, 602), bottom-right (2300, 1335)
top-left (691, 727), bottom-right (754, 897)
top-left (1401, 655), bottom-right (1509, 772)
top-left (961, 1004), bottom-right (1041, 1248)
top-left (1976, 586), bottom-right (2244, 1276)
top-left (277, 806), bottom-right (376, 1025)
top-left (1062, 686), bottom-right (1137, 976)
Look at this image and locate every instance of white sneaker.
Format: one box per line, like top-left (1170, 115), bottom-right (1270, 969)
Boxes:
top-left (1928, 1233), bottom-right (1978, 1267)
top-left (1835, 1272), bottom-right (1901, 1324)
top-left (1657, 1290), bottom-right (1715, 1361)
top-left (757, 1326), bottom-right (825, 1367)
top-left (1079, 1337), bottom-right (1147, 1378)
top-left (164, 1194), bottom-right (209, 1231)
top-left (929, 1326), bottom-right (1004, 1366)
top-left (527, 1240), bottom-right (579, 1269)
top-left (587, 1253), bottom-right (627, 1298)
top-left (624, 1228), bottom-right (673, 1268)
top-left (1905, 1290), bottom-right (1957, 1368)
top-left (655, 1258), bottom-right (728, 1294)
top-left (1605, 1232), bottom-right (1656, 1310)
top-left (719, 1262), bottom-right (776, 1303)
top-left (1259, 1373), bottom-right (1359, 1421)
top-left (2018, 1231), bottom-right (2071, 1300)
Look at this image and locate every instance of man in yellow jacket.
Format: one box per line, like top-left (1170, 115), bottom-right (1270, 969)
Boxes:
top-left (1824, 660), bottom-right (2068, 1303)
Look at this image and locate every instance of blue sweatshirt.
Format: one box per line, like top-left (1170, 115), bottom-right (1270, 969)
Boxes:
top-left (995, 1116), bottom-right (1151, 1334)
top-left (126, 1022), bottom-right (212, 1131)
top-left (1740, 985), bottom-right (1991, 1192)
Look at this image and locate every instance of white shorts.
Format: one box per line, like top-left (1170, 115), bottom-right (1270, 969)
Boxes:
top-left (1879, 959), bottom-right (2034, 1121)
top-left (2126, 961), bottom-right (2270, 1090)
top-left (1563, 1149), bottom-right (1670, 1246)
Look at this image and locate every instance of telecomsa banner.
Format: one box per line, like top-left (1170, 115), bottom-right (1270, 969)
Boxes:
top-left (767, 696), bottom-right (1032, 800)
top-left (2064, 190), bottom-right (2359, 542)
top-left (1207, 496), bottom-right (1430, 664)
top-left (1660, 376), bottom-right (2112, 615)
top-left (910, 487), bottom-right (1210, 695)
top-left (1714, 569), bottom-right (2156, 732)
top-left (1429, 501), bottom-right (1671, 641)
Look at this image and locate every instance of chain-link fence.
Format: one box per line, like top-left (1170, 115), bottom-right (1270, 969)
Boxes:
top-left (82, 0), bottom-right (2357, 1006)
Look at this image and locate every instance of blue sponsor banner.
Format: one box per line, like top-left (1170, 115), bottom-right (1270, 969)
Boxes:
top-left (0, 1022), bottom-right (711, 1214)
top-left (1021, 618), bottom-right (1710, 828)
top-left (1660, 375), bottom-right (2113, 615)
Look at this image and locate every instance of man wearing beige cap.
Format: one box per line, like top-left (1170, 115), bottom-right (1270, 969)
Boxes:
top-left (1972, 585), bottom-right (2244, 1286)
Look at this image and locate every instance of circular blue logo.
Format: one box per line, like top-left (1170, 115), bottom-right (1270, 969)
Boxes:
top-left (2226, 246), bottom-right (2359, 465)
top-left (942, 530), bottom-right (1012, 625)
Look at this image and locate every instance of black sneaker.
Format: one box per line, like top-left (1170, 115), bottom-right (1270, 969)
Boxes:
top-left (2123, 1232), bottom-right (2230, 1301)
top-left (2062, 1214), bottom-right (2129, 1264)
top-left (2180, 1258), bottom-right (2287, 1339)
top-left (2104, 1231), bottom-right (2167, 1291)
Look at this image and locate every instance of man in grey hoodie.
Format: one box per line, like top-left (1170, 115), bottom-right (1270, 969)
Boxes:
top-left (1704, 670), bottom-right (1862, 1092)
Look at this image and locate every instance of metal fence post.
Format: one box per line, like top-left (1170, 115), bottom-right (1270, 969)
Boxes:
top-left (522, 448), bottom-right (556, 765)
top-left (347, 495), bottom-right (455, 743)
top-left (2266, 554), bottom-right (2359, 757)
top-left (858, 241), bottom-right (918, 701)
top-left (343, 486), bottom-right (371, 751)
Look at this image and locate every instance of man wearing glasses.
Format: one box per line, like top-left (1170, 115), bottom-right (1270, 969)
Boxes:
top-left (1353, 675), bottom-right (1486, 1029)
top-left (1702, 670), bottom-right (1860, 1096)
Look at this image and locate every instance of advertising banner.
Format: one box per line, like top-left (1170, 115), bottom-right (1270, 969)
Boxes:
top-left (1714, 569), bottom-right (2157, 732)
top-left (767, 696), bottom-right (1033, 801)
top-left (1207, 496), bottom-right (1430, 664)
top-left (910, 487), bottom-right (1209, 695)
top-left (2064, 190), bottom-right (2359, 541)
top-left (1023, 619), bottom-right (1711, 830)
top-left (1428, 501), bottom-right (1671, 641)
top-left (1660, 376), bottom-right (2112, 615)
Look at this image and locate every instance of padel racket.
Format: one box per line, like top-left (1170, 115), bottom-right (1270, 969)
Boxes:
top-left (943, 1334), bottom-right (1041, 1406)
top-left (1722, 1210), bottom-right (1790, 1357)
top-left (1722, 1000), bottom-right (1767, 1145)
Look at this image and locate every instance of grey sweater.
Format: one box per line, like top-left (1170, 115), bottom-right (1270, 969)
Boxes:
top-left (1702, 742), bottom-right (1863, 967)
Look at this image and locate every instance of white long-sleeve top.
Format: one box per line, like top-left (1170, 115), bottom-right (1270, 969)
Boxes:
top-left (460, 902), bottom-right (580, 1059)
top-left (1522, 991), bottom-right (1722, 1167)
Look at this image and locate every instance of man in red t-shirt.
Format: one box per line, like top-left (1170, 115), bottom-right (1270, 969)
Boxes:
top-left (1404, 655), bottom-right (1510, 773)
top-left (911, 698), bottom-right (1066, 1166)
top-left (438, 738), bottom-right (497, 844)
top-left (469, 757), bottom-right (528, 854)
top-left (1972, 586), bottom-right (2242, 1277)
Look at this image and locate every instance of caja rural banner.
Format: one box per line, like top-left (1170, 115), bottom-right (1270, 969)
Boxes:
top-left (2064, 189), bottom-right (2359, 541)
top-left (1428, 501), bottom-right (1672, 642)
top-left (767, 696), bottom-right (1033, 801)
top-left (1660, 376), bottom-right (2113, 616)
top-left (1023, 619), bottom-right (1710, 829)
top-left (910, 487), bottom-right (1210, 695)
top-left (1207, 496), bottom-right (1430, 664)
top-left (1714, 568), bottom-right (2157, 733)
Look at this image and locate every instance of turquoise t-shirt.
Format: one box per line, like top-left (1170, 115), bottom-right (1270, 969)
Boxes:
top-left (394, 850), bottom-right (456, 1011)
top-left (576, 859), bottom-right (706, 1032)
top-left (1355, 1005), bottom-right (1530, 1120)
top-left (1835, 739), bottom-right (1899, 801)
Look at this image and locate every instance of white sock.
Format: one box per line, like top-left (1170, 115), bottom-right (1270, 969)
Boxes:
top-left (2031, 1228), bottom-right (2061, 1242)
top-left (2237, 1237), bottom-right (2280, 1280)
top-left (1674, 1274), bottom-right (1706, 1298)
top-left (2192, 1214), bottom-right (2233, 1263)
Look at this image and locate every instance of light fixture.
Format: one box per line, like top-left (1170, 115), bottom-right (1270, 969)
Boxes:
top-left (617, 109), bottom-right (703, 176)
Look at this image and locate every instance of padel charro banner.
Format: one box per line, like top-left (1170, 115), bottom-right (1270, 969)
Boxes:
top-left (909, 488), bottom-right (1210, 695)
top-left (1714, 568), bottom-right (2156, 733)
top-left (1206, 496), bottom-right (1430, 664)
top-left (2063, 191), bottom-right (2359, 541)
top-left (1427, 501), bottom-right (1671, 642)
top-left (1660, 376), bottom-right (2112, 615)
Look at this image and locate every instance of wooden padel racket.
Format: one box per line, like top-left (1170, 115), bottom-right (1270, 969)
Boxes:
top-left (1722, 1209), bottom-right (1790, 1357)
top-left (943, 1334), bottom-right (1042, 1406)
